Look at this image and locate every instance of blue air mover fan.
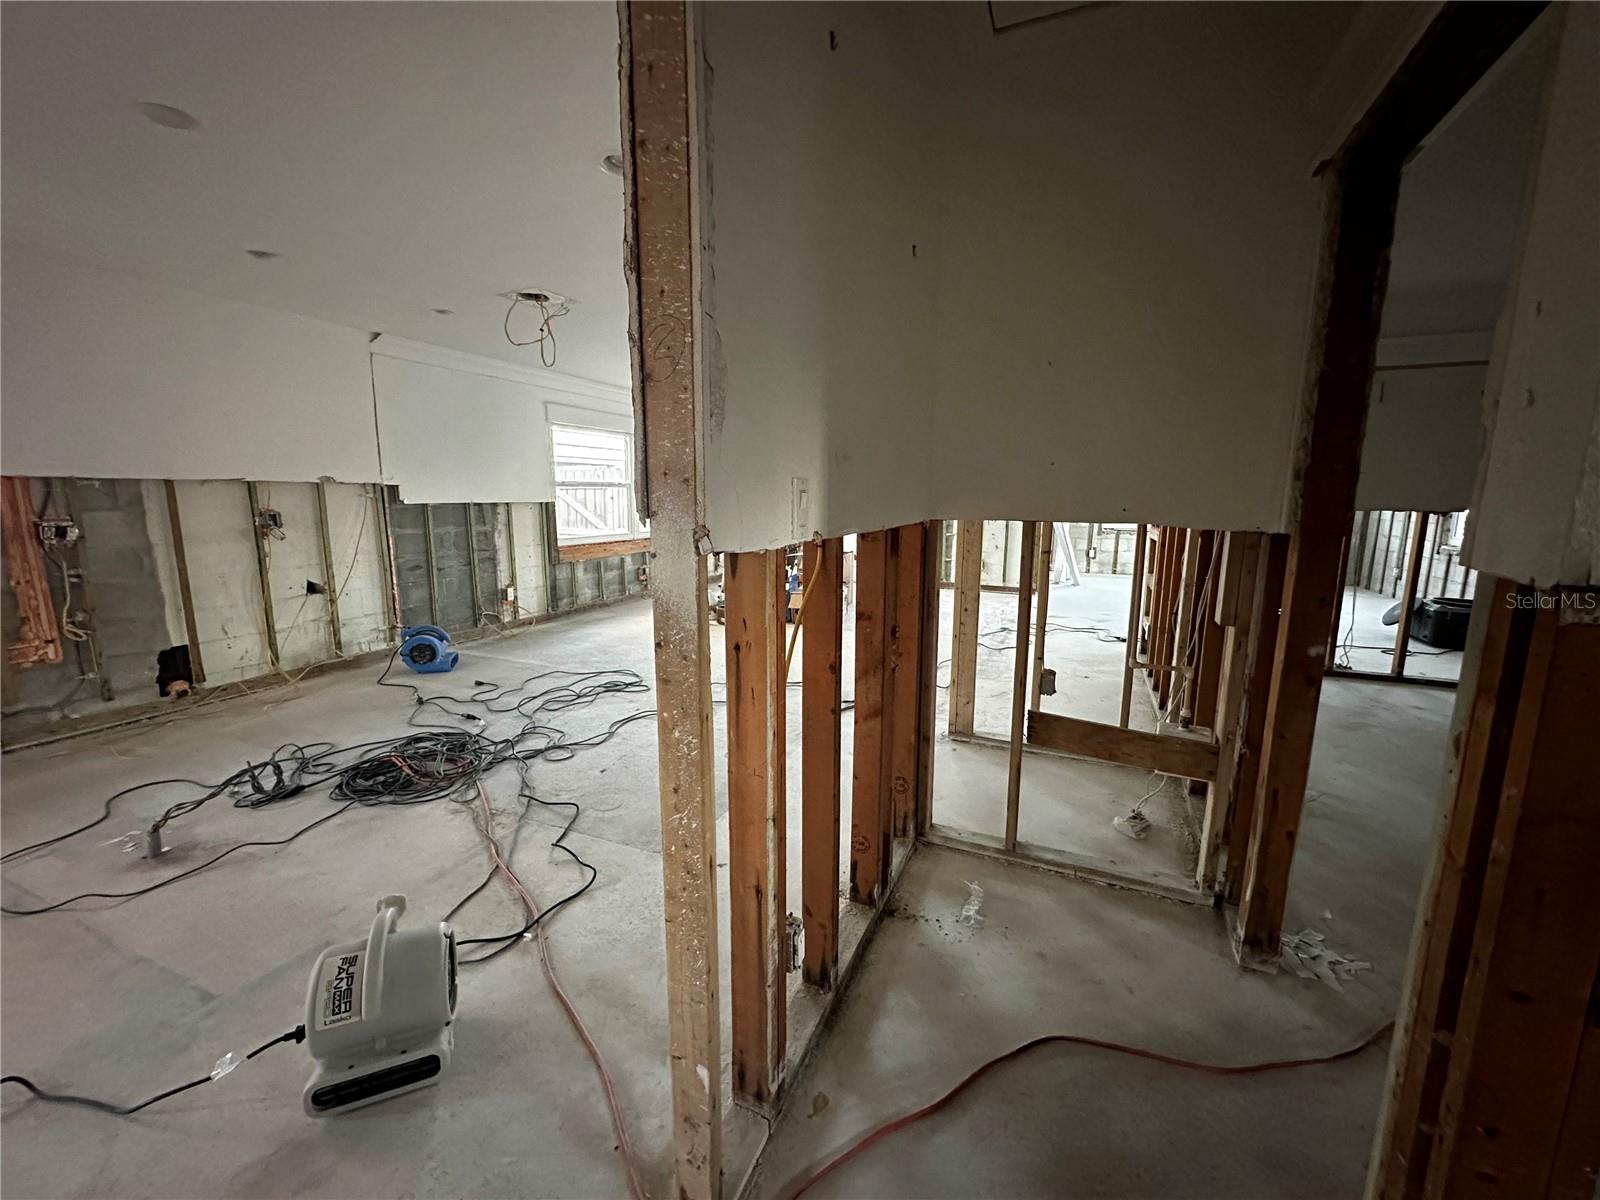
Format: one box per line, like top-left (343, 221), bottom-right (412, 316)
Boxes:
top-left (399, 625), bottom-right (458, 675)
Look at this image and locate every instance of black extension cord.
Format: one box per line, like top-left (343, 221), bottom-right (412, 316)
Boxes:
top-left (2, 1026), bottom-right (305, 1117)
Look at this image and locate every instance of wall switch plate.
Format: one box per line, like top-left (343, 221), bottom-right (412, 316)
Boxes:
top-left (790, 477), bottom-right (810, 541)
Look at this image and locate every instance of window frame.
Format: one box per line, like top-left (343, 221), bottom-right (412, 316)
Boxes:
top-left (549, 423), bottom-right (648, 548)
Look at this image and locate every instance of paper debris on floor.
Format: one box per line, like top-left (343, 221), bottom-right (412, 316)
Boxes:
top-left (1279, 929), bottom-right (1371, 988)
top-left (958, 881), bottom-right (984, 926)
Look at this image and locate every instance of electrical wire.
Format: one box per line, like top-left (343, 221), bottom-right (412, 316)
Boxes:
top-left (468, 782), bottom-right (645, 1200)
top-left (504, 296), bottom-right (570, 368)
top-left (781, 1021), bottom-right (1395, 1199)
top-left (2, 1025), bottom-right (305, 1117)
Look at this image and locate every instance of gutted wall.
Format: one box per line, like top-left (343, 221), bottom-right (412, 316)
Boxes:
top-left (2, 474), bottom-right (645, 734)
top-left (697, 2), bottom-right (1373, 549)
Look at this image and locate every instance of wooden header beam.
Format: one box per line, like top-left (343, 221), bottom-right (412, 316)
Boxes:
top-left (1027, 709), bottom-right (1219, 783)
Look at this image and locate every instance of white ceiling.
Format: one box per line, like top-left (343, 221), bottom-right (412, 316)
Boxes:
top-left (2, 1), bottom-right (631, 386)
top-left (1383, 20), bottom-right (1551, 339)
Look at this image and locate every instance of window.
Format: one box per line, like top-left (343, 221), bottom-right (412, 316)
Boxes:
top-left (551, 425), bottom-right (644, 545)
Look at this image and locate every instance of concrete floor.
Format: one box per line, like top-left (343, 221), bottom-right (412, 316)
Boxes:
top-left (931, 574), bottom-right (1196, 892)
top-left (2, 585), bottom-right (1455, 1199)
top-left (1331, 585), bottom-right (1463, 682)
top-left (750, 674), bottom-right (1455, 1199)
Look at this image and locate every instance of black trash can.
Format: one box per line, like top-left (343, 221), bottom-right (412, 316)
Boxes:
top-left (1411, 597), bottom-right (1472, 651)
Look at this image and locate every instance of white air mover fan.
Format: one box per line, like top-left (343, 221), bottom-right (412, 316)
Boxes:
top-left (303, 895), bottom-right (457, 1116)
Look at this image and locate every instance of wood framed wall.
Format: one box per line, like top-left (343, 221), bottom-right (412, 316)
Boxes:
top-left (1369, 581), bottom-right (1600, 1199)
top-left (1232, 0), bottom-right (1547, 963)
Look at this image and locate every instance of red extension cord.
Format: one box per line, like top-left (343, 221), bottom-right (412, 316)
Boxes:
top-left (781, 1021), bottom-right (1395, 1198)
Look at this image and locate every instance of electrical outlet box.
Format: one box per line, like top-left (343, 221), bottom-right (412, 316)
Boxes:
top-left (35, 520), bottom-right (80, 546)
top-left (790, 477), bottom-right (810, 541)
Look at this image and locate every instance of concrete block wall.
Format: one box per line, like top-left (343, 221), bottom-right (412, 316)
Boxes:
top-left (1348, 510), bottom-right (1478, 601)
top-left (2, 478), bottom-right (648, 732)
top-left (1067, 523), bottom-right (1139, 575)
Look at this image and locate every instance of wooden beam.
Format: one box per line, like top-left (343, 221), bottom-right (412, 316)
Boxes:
top-left (800, 538), bottom-right (843, 991)
top-left (1224, 533), bottom-right (1288, 907)
top-left (1192, 535), bottom-right (1226, 731)
top-left (162, 481), bottom-right (206, 684)
top-left (948, 519), bottom-right (982, 736)
top-left (1029, 521), bottom-right (1052, 711)
top-left (1026, 709), bottom-right (1218, 782)
top-left (1392, 512), bottom-right (1429, 678)
top-left (1165, 529), bottom-right (1202, 715)
top-left (315, 480), bottom-right (344, 657)
top-left (1120, 521), bottom-right (1148, 728)
top-left (1004, 522), bottom-right (1039, 851)
top-left (620, 3), bottom-right (722, 1192)
top-left (888, 524), bottom-right (925, 839)
top-left (1236, 158), bottom-right (1403, 961)
top-left (559, 536), bottom-right (652, 563)
top-left (724, 550), bottom-right (787, 1107)
top-left (849, 530), bottom-right (894, 904)
top-left (915, 522), bottom-right (941, 835)
top-left (1327, 530), bottom-right (1351, 670)
top-left (1196, 532), bottom-right (1263, 893)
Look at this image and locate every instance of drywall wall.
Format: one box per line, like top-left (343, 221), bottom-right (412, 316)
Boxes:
top-left (1466, 5), bottom-right (1600, 587)
top-left (697, 2), bottom-right (1372, 547)
top-left (1357, 362), bottom-right (1489, 513)
top-left (698, 1), bottom-right (942, 550)
top-left (1, 243), bottom-right (379, 483)
top-left (925, 2), bottom-right (1353, 532)
top-left (370, 339), bottom-right (632, 505)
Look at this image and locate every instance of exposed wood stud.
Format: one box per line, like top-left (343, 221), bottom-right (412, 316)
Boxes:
top-left (888, 524), bottom-right (926, 839)
top-left (620, 2), bottom-right (722, 1192)
top-left (801, 538), bottom-right (844, 990)
top-left (948, 520), bottom-right (983, 736)
top-left (1004, 521), bottom-right (1039, 851)
top-left (915, 521), bottom-right (941, 834)
top-left (1170, 529), bottom-right (1203, 721)
top-left (1392, 511), bottom-right (1429, 678)
top-left (1197, 532), bottom-right (1263, 893)
top-left (1237, 158), bottom-right (1403, 961)
top-left (1030, 522), bottom-right (1052, 711)
top-left (724, 550), bottom-right (787, 1108)
top-left (162, 480), bottom-right (206, 683)
top-left (315, 480), bottom-right (344, 657)
top-left (1120, 522), bottom-right (1148, 728)
top-left (849, 530), bottom-right (894, 904)
top-left (244, 481), bottom-right (282, 669)
top-left (1223, 533), bottom-right (1287, 907)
